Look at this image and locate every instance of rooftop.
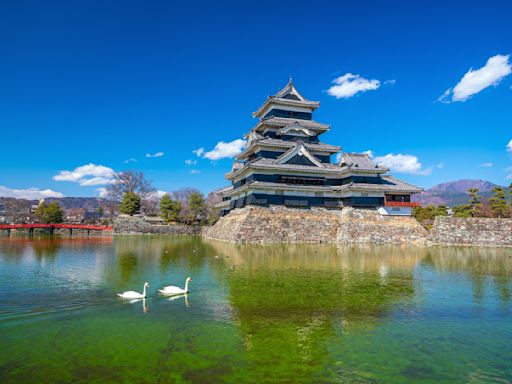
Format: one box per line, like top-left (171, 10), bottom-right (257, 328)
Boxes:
top-left (254, 116), bottom-right (330, 133)
top-left (253, 80), bottom-right (320, 118)
top-left (340, 153), bottom-right (388, 172)
top-left (237, 137), bottom-right (341, 160)
top-left (333, 175), bottom-right (423, 193)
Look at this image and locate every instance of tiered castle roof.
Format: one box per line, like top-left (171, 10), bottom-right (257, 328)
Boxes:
top-left (252, 80), bottom-right (320, 118)
top-left (219, 80), bottom-right (422, 208)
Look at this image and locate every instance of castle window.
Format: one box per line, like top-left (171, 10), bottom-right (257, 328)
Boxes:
top-left (279, 176), bottom-right (323, 185)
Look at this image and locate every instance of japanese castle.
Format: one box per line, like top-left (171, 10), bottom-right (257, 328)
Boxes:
top-left (217, 80), bottom-right (421, 216)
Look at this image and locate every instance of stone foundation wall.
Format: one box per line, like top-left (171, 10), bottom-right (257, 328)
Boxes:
top-left (203, 206), bottom-right (427, 244)
top-left (428, 217), bottom-right (512, 247)
top-left (336, 208), bottom-right (427, 245)
top-left (113, 216), bottom-right (200, 235)
top-left (203, 206), bottom-right (342, 243)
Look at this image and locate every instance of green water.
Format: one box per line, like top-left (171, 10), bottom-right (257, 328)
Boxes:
top-left (0, 236), bottom-right (511, 383)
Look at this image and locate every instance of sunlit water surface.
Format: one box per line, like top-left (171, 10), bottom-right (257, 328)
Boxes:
top-left (0, 235), bottom-right (511, 383)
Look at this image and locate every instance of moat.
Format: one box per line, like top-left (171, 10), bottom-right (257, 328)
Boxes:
top-left (1, 235), bottom-right (511, 383)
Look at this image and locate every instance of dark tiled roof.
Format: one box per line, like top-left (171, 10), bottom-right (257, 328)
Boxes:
top-left (340, 153), bottom-right (388, 171)
top-left (333, 175), bottom-right (422, 193)
top-left (247, 157), bottom-right (341, 171)
top-left (255, 117), bottom-right (330, 131)
top-left (246, 137), bottom-right (340, 152)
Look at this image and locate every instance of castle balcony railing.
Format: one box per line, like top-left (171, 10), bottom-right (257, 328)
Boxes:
top-left (384, 201), bottom-right (420, 207)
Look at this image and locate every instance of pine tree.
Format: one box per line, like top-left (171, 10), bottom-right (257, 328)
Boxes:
top-left (452, 204), bottom-right (472, 218)
top-left (467, 188), bottom-right (482, 216)
top-left (489, 187), bottom-right (508, 218)
top-left (188, 192), bottom-right (206, 224)
top-left (435, 205), bottom-right (448, 216)
top-left (509, 183), bottom-right (512, 210)
top-left (160, 194), bottom-right (181, 223)
top-left (120, 192), bottom-right (141, 215)
top-left (35, 202), bottom-right (64, 223)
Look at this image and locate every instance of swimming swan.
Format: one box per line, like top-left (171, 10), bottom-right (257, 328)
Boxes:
top-left (159, 277), bottom-right (192, 296)
top-left (117, 282), bottom-right (149, 299)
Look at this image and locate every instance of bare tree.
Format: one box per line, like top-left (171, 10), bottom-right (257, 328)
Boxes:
top-left (206, 190), bottom-right (222, 225)
top-left (141, 194), bottom-right (160, 216)
top-left (105, 170), bottom-right (156, 202)
top-left (169, 187), bottom-right (201, 204)
top-left (169, 188), bottom-right (201, 223)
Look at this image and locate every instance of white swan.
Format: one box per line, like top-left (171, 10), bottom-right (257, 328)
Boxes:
top-left (159, 277), bottom-right (192, 296)
top-left (117, 282), bottom-right (149, 299)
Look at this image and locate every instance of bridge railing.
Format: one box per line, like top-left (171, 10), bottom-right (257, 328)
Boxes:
top-left (0, 224), bottom-right (112, 231)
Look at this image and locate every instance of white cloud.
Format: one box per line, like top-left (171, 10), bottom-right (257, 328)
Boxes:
top-left (438, 54), bottom-right (512, 103)
top-left (203, 139), bottom-right (246, 160)
top-left (124, 158), bottom-right (137, 164)
top-left (507, 139), bottom-right (512, 153)
top-left (362, 149), bottom-right (374, 158)
top-left (185, 159), bottom-right (197, 165)
top-left (0, 186), bottom-right (64, 200)
top-left (193, 147), bottom-right (204, 157)
top-left (327, 73), bottom-right (380, 99)
top-left (53, 163), bottom-right (115, 186)
top-left (436, 162), bottom-right (445, 169)
top-left (384, 79), bottom-right (396, 85)
top-left (478, 162), bottom-right (493, 168)
top-left (506, 167), bottom-right (512, 181)
top-left (151, 190), bottom-right (168, 198)
top-left (79, 177), bottom-right (116, 186)
top-left (146, 152), bottom-right (164, 158)
top-left (373, 153), bottom-right (432, 175)
top-left (190, 170), bottom-right (201, 174)
top-left (96, 188), bottom-right (108, 198)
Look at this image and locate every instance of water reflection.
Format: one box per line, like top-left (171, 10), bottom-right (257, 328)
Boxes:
top-left (117, 251), bottom-right (138, 282)
top-left (167, 293), bottom-right (190, 308)
top-left (0, 237), bottom-right (112, 264)
top-left (1, 236), bottom-right (512, 383)
top-left (205, 241), bottom-right (420, 381)
top-left (111, 236), bottom-right (216, 284)
top-left (125, 298), bottom-right (150, 313)
top-left (424, 247), bottom-right (512, 306)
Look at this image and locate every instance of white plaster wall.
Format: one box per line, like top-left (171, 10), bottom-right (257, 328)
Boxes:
top-left (378, 206), bottom-right (412, 216)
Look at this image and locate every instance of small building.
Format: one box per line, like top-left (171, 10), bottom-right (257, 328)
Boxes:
top-left (30, 198), bottom-right (45, 214)
top-left (143, 216), bottom-right (165, 225)
top-left (217, 80), bottom-right (421, 216)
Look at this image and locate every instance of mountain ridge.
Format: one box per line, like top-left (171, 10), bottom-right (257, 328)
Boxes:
top-left (413, 179), bottom-right (506, 207)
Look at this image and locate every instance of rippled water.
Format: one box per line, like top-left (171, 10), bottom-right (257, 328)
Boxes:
top-left (0, 235), bottom-right (511, 383)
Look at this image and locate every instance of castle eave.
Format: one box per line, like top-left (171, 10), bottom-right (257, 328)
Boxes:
top-left (254, 117), bottom-right (330, 132)
top-left (253, 97), bottom-right (320, 118)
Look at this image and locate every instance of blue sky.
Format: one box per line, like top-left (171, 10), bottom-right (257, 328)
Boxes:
top-left (1, 0), bottom-right (511, 199)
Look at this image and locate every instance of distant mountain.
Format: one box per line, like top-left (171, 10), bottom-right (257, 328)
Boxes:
top-left (0, 196), bottom-right (117, 214)
top-left (413, 179), bottom-right (504, 207)
top-left (45, 197), bottom-right (117, 211)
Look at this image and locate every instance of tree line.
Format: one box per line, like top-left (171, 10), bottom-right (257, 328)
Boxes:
top-left (112, 171), bottom-right (221, 225)
top-left (33, 170), bottom-right (221, 225)
top-left (414, 185), bottom-right (512, 227)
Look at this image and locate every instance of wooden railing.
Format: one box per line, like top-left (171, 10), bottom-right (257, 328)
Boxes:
top-left (384, 201), bottom-right (420, 207)
top-left (0, 223), bottom-right (112, 230)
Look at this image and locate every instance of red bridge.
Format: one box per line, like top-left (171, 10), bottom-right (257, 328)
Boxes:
top-left (0, 223), bottom-right (112, 235)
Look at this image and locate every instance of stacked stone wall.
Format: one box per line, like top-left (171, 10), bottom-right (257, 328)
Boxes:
top-left (113, 216), bottom-right (200, 235)
top-left (203, 206), bottom-right (342, 243)
top-left (428, 217), bottom-right (512, 247)
top-left (336, 208), bottom-right (427, 245)
top-left (203, 206), bottom-right (427, 244)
